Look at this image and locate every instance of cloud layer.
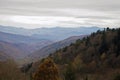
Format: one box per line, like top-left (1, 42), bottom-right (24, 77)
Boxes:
top-left (0, 0), bottom-right (120, 28)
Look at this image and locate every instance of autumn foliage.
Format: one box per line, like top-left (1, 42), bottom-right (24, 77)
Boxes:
top-left (33, 58), bottom-right (59, 80)
top-left (50, 28), bottom-right (120, 80)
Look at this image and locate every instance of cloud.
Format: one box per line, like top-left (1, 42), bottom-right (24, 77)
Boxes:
top-left (0, 14), bottom-right (119, 29)
top-left (0, 0), bottom-right (120, 28)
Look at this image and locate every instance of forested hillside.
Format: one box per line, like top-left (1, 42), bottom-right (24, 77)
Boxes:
top-left (0, 60), bottom-right (29, 80)
top-left (47, 28), bottom-right (120, 80)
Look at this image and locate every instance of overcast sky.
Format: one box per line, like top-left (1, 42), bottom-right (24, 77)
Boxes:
top-left (0, 0), bottom-right (120, 29)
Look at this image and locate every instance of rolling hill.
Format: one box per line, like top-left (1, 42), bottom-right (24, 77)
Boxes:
top-left (0, 31), bottom-right (53, 60)
top-left (0, 51), bottom-right (10, 61)
top-left (27, 35), bottom-right (86, 62)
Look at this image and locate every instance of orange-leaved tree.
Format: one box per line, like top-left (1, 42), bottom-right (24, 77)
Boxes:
top-left (33, 58), bottom-right (60, 80)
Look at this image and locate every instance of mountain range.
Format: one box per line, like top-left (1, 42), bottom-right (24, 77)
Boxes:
top-left (0, 25), bottom-right (102, 62)
top-left (0, 25), bottom-right (102, 41)
top-left (0, 31), bottom-right (53, 60)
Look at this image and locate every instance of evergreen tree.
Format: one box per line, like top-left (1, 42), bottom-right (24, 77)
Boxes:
top-left (99, 30), bottom-right (108, 54)
top-left (64, 64), bottom-right (76, 80)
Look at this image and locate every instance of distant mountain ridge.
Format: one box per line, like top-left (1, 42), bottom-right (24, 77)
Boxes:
top-left (0, 31), bottom-right (53, 60)
top-left (0, 25), bottom-right (31, 36)
top-left (0, 25), bottom-right (103, 41)
top-left (0, 31), bottom-right (48, 43)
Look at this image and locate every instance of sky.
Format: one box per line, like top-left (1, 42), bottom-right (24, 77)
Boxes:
top-left (0, 0), bottom-right (120, 29)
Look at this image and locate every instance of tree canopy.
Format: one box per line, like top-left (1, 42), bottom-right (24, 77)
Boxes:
top-left (33, 58), bottom-right (60, 80)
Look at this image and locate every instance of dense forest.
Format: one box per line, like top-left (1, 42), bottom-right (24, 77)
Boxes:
top-left (0, 28), bottom-right (120, 80)
top-left (48, 28), bottom-right (120, 80)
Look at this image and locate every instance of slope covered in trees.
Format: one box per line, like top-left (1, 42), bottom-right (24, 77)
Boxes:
top-left (49, 28), bottom-right (120, 80)
top-left (27, 35), bottom-right (86, 62)
top-left (0, 60), bottom-right (29, 80)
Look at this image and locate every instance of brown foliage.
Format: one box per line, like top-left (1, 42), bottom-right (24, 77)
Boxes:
top-left (0, 60), bottom-right (27, 80)
top-left (33, 58), bottom-right (59, 80)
